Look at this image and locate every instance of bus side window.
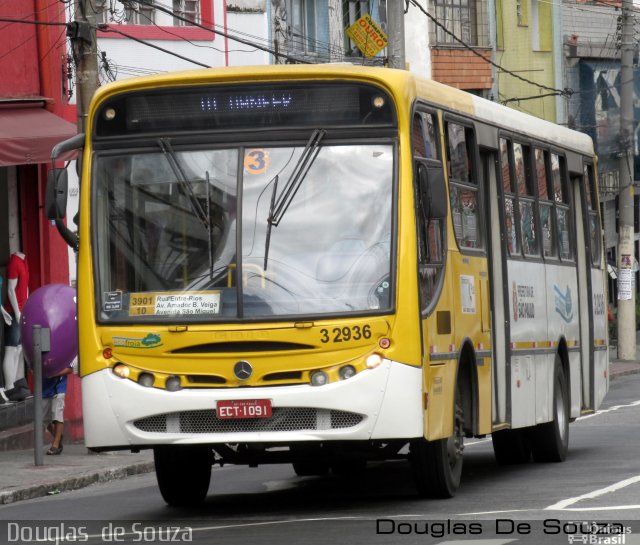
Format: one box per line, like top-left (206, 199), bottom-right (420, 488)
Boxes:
top-left (412, 112), bottom-right (439, 160)
top-left (535, 148), bottom-right (556, 259)
top-left (446, 122), bottom-right (482, 250)
top-left (514, 142), bottom-right (539, 256)
top-left (584, 163), bottom-right (601, 267)
top-left (413, 110), bottom-right (445, 312)
top-left (500, 137), bottom-right (520, 256)
top-left (552, 153), bottom-right (572, 260)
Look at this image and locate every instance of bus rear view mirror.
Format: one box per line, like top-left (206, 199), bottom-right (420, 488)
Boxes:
top-left (47, 132), bottom-right (85, 252)
top-left (46, 169), bottom-right (68, 220)
top-left (418, 163), bottom-right (447, 220)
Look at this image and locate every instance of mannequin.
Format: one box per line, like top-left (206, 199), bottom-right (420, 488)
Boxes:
top-left (1, 251), bottom-right (29, 401)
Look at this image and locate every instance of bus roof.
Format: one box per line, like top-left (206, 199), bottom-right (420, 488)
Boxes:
top-left (92, 65), bottom-right (594, 156)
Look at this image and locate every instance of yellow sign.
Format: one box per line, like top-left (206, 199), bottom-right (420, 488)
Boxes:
top-left (346, 14), bottom-right (388, 58)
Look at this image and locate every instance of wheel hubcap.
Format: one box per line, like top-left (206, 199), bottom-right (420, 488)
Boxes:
top-left (447, 403), bottom-right (465, 467)
top-left (556, 385), bottom-right (567, 441)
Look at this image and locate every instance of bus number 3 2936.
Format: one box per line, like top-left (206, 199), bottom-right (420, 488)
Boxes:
top-left (320, 325), bottom-right (371, 343)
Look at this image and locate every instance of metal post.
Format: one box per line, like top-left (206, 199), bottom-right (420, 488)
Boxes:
top-left (617, 0), bottom-right (636, 360)
top-left (33, 326), bottom-right (51, 466)
top-left (387, 0), bottom-right (406, 69)
top-left (33, 326), bottom-right (43, 466)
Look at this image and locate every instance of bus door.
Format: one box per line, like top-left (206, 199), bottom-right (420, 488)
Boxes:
top-left (483, 144), bottom-right (509, 427)
top-left (574, 162), bottom-right (608, 411)
top-left (573, 169), bottom-right (592, 411)
top-left (412, 108), bottom-right (454, 440)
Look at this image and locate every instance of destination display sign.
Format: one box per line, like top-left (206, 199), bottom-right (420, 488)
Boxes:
top-left (128, 291), bottom-right (221, 316)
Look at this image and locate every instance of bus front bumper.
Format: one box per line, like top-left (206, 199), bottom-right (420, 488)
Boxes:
top-left (82, 359), bottom-right (423, 449)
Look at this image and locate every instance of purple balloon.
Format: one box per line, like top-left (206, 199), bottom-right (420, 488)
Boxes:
top-left (20, 284), bottom-right (77, 378)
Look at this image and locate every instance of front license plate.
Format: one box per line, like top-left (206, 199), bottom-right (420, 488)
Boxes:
top-left (216, 399), bottom-right (273, 419)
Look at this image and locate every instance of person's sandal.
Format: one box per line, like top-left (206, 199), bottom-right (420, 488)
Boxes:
top-left (46, 445), bottom-right (63, 455)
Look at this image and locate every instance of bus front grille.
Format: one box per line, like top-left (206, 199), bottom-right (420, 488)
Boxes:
top-left (133, 408), bottom-right (364, 434)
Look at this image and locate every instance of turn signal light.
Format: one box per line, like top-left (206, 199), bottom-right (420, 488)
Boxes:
top-left (103, 347), bottom-right (113, 359)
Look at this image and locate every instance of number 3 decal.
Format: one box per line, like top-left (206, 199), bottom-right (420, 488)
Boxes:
top-left (244, 149), bottom-right (270, 175)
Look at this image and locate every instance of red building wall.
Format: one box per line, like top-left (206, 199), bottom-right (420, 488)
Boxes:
top-left (0, 4), bottom-right (40, 97)
top-left (2, 2), bottom-right (81, 440)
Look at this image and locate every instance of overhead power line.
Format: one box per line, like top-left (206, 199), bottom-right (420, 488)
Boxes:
top-left (408, 0), bottom-right (573, 99)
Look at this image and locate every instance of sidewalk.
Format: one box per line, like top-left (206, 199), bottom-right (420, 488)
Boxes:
top-left (609, 358), bottom-right (640, 378)
top-left (0, 357), bottom-right (638, 507)
top-left (0, 442), bottom-right (153, 506)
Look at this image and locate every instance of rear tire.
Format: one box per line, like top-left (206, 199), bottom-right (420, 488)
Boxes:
top-left (154, 446), bottom-right (212, 506)
top-left (492, 428), bottom-right (531, 465)
top-left (410, 385), bottom-right (464, 498)
top-left (531, 360), bottom-right (569, 462)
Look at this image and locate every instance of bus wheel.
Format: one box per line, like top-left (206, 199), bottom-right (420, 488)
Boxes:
top-left (410, 386), bottom-right (464, 498)
top-left (491, 428), bottom-right (531, 465)
top-left (154, 446), bottom-right (212, 506)
top-left (531, 359), bottom-right (569, 463)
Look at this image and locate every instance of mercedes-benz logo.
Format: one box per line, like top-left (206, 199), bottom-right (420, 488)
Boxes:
top-left (234, 360), bottom-right (253, 380)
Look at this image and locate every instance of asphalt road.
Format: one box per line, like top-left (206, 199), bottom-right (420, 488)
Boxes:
top-left (2, 375), bottom-right (640, 544)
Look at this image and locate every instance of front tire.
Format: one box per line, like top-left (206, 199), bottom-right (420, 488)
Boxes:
top-left (154, 446), bottom-right (212, 506)
top-left (531, 360), bottom-right (569, 462)
top-left (410, 386), bottom-right (464, 498)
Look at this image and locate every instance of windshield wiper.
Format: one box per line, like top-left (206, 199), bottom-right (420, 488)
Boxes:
top-left (263, 175), bottom-right (279, 271)
top-left (158, 138), bottom-right (209, 229)
top-left (263, 129), bottom-right (326, 270)
top-left (206, 171), bottom-right (215, 280)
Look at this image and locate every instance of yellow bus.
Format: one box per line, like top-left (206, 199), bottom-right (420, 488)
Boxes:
top-left (47, 65), bottom-right (608, 506)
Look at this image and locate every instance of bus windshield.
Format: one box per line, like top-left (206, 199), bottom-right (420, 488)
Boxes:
top-left (94, 142), bottom-right (394, 322)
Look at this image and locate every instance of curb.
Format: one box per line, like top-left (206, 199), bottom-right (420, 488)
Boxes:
top-left (0, 461), bottom-right (155, 505)
top-left (610, 367), bottom-right (640, 380)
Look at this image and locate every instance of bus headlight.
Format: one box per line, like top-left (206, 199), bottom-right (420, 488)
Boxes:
top-left (366, 353), bottom-right (383, 369)
top-left (310, 371), bottom-right (329, 386)
top-left (339, 365), bottom-right (356, 380)
top-left (138, 372), bottom-right (155, 388)
top-left (112, 364), bottom-right (130, 378)
top-left (165, 376), bottom-right (182, 391)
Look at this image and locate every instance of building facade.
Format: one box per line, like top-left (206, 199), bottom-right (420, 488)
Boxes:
top-left (0, 1), bottom-right (79, 441)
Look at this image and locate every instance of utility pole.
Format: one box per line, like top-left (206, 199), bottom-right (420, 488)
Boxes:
top-left (617, 0), bottom-right (636, 360)
top-left (70, 0), bottom-right (99, 133)
top-left (387, 0), bottom-right (406, 69)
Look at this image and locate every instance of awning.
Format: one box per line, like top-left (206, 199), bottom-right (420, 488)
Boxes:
top-left (0, 107), bottom-right (77, 167)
